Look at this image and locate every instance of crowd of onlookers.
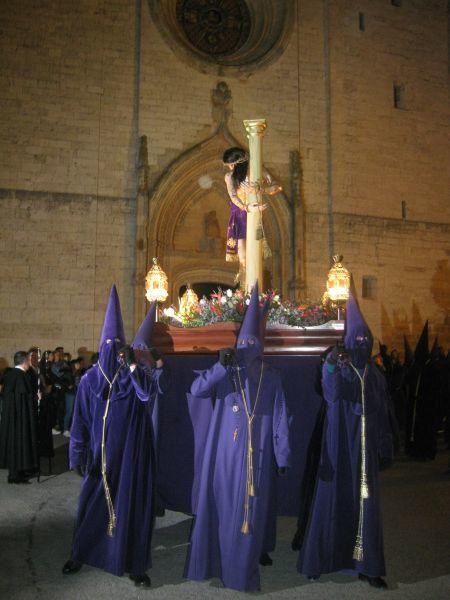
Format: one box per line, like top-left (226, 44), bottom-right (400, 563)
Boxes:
top-left (372, 342), bottom-right (450, 458)
top-left (0, 346), bottom-right (98, 469)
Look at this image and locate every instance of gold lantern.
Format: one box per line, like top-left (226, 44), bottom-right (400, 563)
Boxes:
top-left (326, 255), bottom-right (350, 319)
top-left (145, 257), bottom-right (168, 304)
top-left (179, 283), bottom-right (199, 315)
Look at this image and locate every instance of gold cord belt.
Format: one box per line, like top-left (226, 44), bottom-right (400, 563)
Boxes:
top-left (236, 363), bottom-right (264, 535)
top-left (98, 362), bottom-right (122, 537)
top-left (349, 364), bottom-right (368, 561)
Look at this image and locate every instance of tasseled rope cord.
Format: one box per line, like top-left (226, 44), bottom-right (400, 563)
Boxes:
top-left (349, 364), bottom-right (369, 561)
top-left (236, 363), bottom-right (264, 535)
top-left (98, 361), bottom-right (122, 536)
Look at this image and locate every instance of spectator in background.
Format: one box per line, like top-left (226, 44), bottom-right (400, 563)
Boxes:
top-left (0, 351), bottom-right (39, 483)
top-left (51, 348), bottom-right (66, 434)
top-left (51, 347), bottom-right (74, 436)
top-left (63, 358), bottom-right (85, 438)
top-left (88, 353), bottom-right (99, 370)
top-left (0, 366), bottom-right (13, 422)
top-left (38, 351), bottom-right (55, 460)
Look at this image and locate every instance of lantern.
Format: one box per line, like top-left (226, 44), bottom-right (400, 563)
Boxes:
top-left (326, 255), bottom-right (350, 319)
top-left (145, 257), bottom-right (168, 303)
top-left (179, 283), bottom-right (199, 315)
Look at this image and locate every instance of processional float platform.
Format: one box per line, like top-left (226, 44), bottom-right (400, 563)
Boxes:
top-left (149, 321), bottom-right (344, 356)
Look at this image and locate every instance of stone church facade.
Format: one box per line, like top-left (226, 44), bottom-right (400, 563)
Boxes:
top-left (0, 0), bottom-right (448, 363)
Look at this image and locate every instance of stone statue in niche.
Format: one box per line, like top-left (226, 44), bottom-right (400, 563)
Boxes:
top-left (211, 81), bottom-right (232, 129)
top-left (198, 210), bottom-right (224, 257)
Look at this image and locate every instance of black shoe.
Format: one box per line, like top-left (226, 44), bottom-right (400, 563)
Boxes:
top-left (62, 559), bottom-right (83, 574)
top-left (358, 573), bottom-right (387, 589)
top-left (8, 476), bottom-right (30, 484)
top-left (259, 552), bottom-right (273, 566)
top-left (130, 574), bottom-right (151, 587)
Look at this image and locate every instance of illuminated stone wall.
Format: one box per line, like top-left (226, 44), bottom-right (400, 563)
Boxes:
top-left (0, 0), bottom-right (448, 364)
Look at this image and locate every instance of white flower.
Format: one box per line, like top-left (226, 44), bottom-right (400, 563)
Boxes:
top-left (273, 294), bottom-right (280, 302)
top-left (226, 289), bottom-right (233, 298)
top-left (245, 298), bottom-right (250, 305)
top-left (199, 298), bottom-right (206, 306)
top-left (220, 296), bottom-right (227, 304)
top-left (163, 307), bottom-right (175, 318)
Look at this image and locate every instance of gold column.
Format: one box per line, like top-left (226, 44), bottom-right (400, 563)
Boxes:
top-left (243, 118), bottom-right (267, 293)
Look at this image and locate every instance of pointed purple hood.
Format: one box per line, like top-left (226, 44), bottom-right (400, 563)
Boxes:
top-left (98, 285), bottom-right (126, 379)
top-left (344, 291), bottom-right (373, 368)
top-left (236, 282), bottom-right (264, 364)
top-left (132, 302), bottom-right (157, 350)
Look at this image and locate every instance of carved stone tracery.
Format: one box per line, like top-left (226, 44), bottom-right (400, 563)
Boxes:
top-left (176, 0), bottom-right (251, 56)
top-left (148, 0), bottom-right (295, 76)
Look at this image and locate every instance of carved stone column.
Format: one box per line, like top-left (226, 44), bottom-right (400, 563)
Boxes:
top-left (243, 118), bottom-right (266, 292)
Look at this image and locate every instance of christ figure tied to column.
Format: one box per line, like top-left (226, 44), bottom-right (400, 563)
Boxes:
top-left (222, 147), bottom-right (281, 282)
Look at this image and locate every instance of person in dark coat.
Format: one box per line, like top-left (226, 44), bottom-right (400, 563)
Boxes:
top-left (62, 287), bottom-right (165, 587)
top-left (0, 350), bottom-right (39, 483)
top-left (405, 321), bottom-right (437, 460)
top-left (37, 351), bottom-right (55, 460)
top-left (185, 283), bottom-right (291, 592)
top-left (297, 292), bottom-right (393, 589)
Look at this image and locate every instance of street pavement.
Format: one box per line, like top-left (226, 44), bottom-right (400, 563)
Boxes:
top-left (1, 440), bottom-right (449, 600)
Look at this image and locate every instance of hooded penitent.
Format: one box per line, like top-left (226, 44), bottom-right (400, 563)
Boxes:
top-left (414, 320), bottom-right (429, 367)
top-left (68, 286), bottom-right (161, 577)
top-left (132, 302), bottom-right (157, 351)
top-left (405, 321), bottom-right (437, 459)
top-left (235, 282), bottom-right (264, 366)
top-left (185, 282), bottom-right (291, 592)
top-left (98, 284), bottom-right (126, 380)
top-left (298, 290), bottom-right (392, 580)
top-left (131, 301), bottom-right (165, 455)
top-left (344, 292), bottom-right (374, 370)
top-left (404, 335), bottom-right (414, 368)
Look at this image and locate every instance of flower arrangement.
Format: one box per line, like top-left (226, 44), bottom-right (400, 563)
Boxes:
top-left (162, 289), bottom-right (336, 328)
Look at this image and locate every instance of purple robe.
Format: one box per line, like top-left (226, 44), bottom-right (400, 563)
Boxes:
top-left (185, 359), bottom-right (291, 592)
top-left (69, 362), bottom-right (164, 576)
top-left (226, 203), bottom-right (247, 260)
top-left (297, 360), bottom-right (393, 578)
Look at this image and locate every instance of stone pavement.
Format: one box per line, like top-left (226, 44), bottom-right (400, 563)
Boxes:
top-left (0, 440), bottom-right (449, 600)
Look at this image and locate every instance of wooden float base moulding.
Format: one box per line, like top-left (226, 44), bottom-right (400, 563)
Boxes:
top-left (149, 321), bottom-right (344, 356)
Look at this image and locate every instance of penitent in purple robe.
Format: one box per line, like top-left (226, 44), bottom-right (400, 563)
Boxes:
top-left (69, 288), bottom-right (164, 577)
top-left (185, 283), bottom-right (291, 592)
top-left (69, 365), bottom-right (163, 576)
top-left (297, 293), bottom-right (393, 579)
